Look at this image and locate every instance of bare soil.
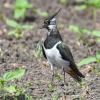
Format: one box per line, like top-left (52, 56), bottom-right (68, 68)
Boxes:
top-left (0, 0), bottom-right (100, 100)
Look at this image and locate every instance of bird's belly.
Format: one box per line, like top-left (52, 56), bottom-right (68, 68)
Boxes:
top-left (45, 46), bottom-right (70, 68)
top-left (48, 56), bottom-right (70, 68)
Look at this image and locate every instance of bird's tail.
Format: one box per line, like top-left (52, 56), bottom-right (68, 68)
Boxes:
top-left (64, 68), bottom-right (85, 83)
top-left (70, 72), bottom-right (84, 82)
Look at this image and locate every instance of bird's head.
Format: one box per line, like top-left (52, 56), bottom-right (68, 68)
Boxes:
top-left (42, 9), bottom-right (61, 30)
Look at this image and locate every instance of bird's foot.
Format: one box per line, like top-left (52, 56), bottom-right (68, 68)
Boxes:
top-left (64, 81), bottom-right (68, 86)
top-left (60, 80), bottom-right (68, 87)
top-left (51, 74), bottom-right (54, 83)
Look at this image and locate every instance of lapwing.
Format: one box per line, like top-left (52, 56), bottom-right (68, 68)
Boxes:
top-left (41, 9), bottom-right (85, 84)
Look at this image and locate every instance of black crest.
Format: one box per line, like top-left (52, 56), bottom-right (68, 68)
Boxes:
top-left (42, 9), bottom-right (61, 28)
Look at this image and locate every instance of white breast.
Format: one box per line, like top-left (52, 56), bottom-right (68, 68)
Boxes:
top-left (45, 41), bottom-right (61, 58)
top-left (44, 41), bottom-right (70, 68)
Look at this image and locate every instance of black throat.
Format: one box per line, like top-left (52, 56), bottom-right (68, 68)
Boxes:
top-left (44, 29), bottom-right (62, 49)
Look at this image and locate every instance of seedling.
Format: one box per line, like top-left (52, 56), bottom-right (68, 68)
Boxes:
top-left (48, 83), bottom-right (55, 92)
top-left (34, 41), bottom-right (44, 58)
top-left (68, 24), bottom-right (90, 41)
top-left (34, 9), bottom-right (48, 17)
top-left (68, 24), bottom-right (100, 43)
top-left (5, 18), bottom-right (33, 39)
top-left (54, 73), bottom-right (62, 81)
top-left (14, 0), bottom-right (32, 19)
top-left (86, 0), bottom-right (100, 8)
top-left (74, 0), bottom-right (100, 21)
top-left (0, 68), bottom-right (32, 100)
top-left (58, 0), bottom-right (68, 5)
top-left (3, 0), bottom-right (33, 39)
top-left (73, 0), bottom-right (100, 9)
top-left (51, 91), bottom-right (60, 100)
top-left (78, 51), bottom-right (100, 67)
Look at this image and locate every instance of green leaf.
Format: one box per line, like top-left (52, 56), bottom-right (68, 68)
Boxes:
top-left (55, 73), bottom-right (62, 81)
top-left (96, 51), bottom-right (100, 62)
top-left (68, 25), bottom-right (85, 40)
top-left (21, 24), bottom-right (33, 29)
top-left (58, 0), bottom-right (68, 5)
top-left (78, 56), bottom-right (97, 66)
top-left (48, 83), bottom-right (55, 92)
top-left (68, 25), bottom-right (91, 34)
top-left (14, 8), bottom-right (25, 19)
top-left (82, 28), bottom-right (91, 33)
top-left (34, 42), bottom-right (44, 58)
top-left (51, 92), bottom-right (60, 100)
top-left (96, 38), bottom-right (100, 43)
top-left (75, 5), bottom-right (87, 11)
top-left (4, 86), bottom-right (17, 93)
top-left (36, 9), bottom-right (48, 17)
top-left (5, 18), bottom-right (20, 28)
top-left (86, 0), bottom-right (100, 8)
top-left (68, 25), bottom-right (81, 33)
top-left (94, 66), bottom-right (100, 73)
top-left (5, 18), bottom-right (33, 30)
top-left (14, 0), bottom-right (32, 19)
top-left (0, 79), bottom-right (5, 88)
top-left (3, 68), bottom-right (25, 81)
top-left (92, 30), bottom-right (100, 37)
top-left (15, 0), bottom-right (32, 8)
top-left (8, 29), bottom-right (23, 39)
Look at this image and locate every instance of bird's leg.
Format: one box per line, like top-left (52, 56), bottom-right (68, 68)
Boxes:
top-left (50, 64), bottom-right (54, 82)
top-left (62, 67), bottom-right (66, 84)
top-left (62, 67), bottom-right (67, 85)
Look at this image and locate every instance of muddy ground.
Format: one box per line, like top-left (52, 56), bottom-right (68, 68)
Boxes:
top-left (0, 0), bottom-right (100, 100)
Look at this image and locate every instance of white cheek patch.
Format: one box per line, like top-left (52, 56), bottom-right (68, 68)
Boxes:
top-left (50, 18), bottom-right (56, 25)
top-left (48, 25), bottom-right (56, 30)
top-left (51, 18), bottom-right (56, 21)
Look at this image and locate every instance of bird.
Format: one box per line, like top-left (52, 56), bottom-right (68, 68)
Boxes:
top-left (41, 9), bottom-right (85, 84)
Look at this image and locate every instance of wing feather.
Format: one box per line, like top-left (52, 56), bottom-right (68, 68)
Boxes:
top-left (41, 44), bottom-right (47, 59)
top-left (57, 43), bottom-right (84, 78)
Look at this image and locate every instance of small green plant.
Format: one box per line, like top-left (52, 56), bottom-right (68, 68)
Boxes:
top-left (74, 0), bottom-right (100, 10)
top-left (34, 9), bottom-right (48, 17)
top-left (4, 0), bottom-right (48, 39)
top-left (14, 0), bottom-right (49, 19)
top-left (51, 91), bottom-right (60, 100)
top-left (2, 0), bottom-right (34, 39)
top-left (86, 0), bottom-right (100, 8)
top-left (68, 24), bottom-right (90, 40)
top-left (58, 0), bottom-right (68, 5)
top-left (14, 0), bottom-right (32, 19)
top-left (48, 83), bottom-right (55, 92)
top-left (69, 24), bottom-right (100, 73)
top-left (54, 73), bottom-right (62, 81)
top-left (74, 0), bottom-right (100, 21)
top-left (78, 51), bottom-right (100, 67)
top-left (34, 41), bottom-right (44, 58)
top-left (0, 68), bottom-right (32, 100)
top-left (68, 24), bottom-right (100, 42)
top-left (5, 18), bottom-right (33, 38)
